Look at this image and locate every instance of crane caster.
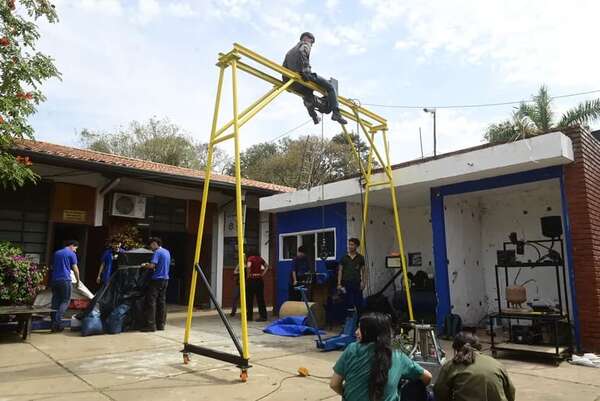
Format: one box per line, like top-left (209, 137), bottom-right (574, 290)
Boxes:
top-left (240, 369), bottom-right (248, 382)
top-left (183, 353), bottom-right (191, 364)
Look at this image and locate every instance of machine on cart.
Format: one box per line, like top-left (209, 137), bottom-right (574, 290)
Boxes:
top-left (489, 216), bottom-right (573, 365)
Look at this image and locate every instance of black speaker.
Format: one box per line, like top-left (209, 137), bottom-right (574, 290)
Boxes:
top-left (541, 216), bottom-right (562, 238)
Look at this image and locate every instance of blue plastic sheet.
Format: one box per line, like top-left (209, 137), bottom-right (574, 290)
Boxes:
top-left (263, 316), bottom-right (324, 337)
top-left (81, 310), bottom-right (104, 336)
top-left (105, 304), bottom-right (130, 334)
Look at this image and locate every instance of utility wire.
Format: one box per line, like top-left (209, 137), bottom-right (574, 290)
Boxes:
top-left (268, 119), bottom-right (313, 143)
top-left (362, 89), bottom-right (600, 110)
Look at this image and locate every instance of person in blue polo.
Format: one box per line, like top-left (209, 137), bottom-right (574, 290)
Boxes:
top-left (141, 237), bottom-right (171, 332)
top-left (96, 238), bottom-right (123, 286)
top-left (50, 240), bottom-right (81, 332)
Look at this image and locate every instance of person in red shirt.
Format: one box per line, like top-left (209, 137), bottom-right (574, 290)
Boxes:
top-left (246, 249), bottom-right (270, 322)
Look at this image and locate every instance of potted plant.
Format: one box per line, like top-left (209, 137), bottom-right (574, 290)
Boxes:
top-left (0, 242), bottom-right (47, 306)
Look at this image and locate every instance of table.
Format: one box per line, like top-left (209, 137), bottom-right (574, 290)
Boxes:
top-left (0, 305), bottom-right (54, 340)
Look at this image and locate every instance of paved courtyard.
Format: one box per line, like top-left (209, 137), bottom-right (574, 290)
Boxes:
top-left (1, 309), bottom-right (599, 401)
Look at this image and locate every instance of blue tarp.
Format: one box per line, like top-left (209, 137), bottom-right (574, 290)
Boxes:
top-left (263, 316), bottom-right (324, 337)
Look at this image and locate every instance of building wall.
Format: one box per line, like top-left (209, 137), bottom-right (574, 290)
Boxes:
top-left (564, 127), bottom-right (600, 352)
top-left (346, 203), bottom-right (433, 297)
top-left (274, 202), bottom-right (347, 309)
top-left (444, 195), bottom-right (486, 326)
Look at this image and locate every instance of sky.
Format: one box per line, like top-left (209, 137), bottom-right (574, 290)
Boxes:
top-left (30, 0), bottom-right (600, 164)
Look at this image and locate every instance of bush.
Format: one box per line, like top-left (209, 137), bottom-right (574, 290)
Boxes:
top-left (0, 242), bottom-right (47, 305)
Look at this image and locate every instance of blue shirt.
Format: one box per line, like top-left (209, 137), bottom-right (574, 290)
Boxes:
top-left (51, 247), bottom-right (78, 282)
top-left (151, 247), bottom-right (171, 280)
top-left (291, 255), bottom-right (310, 280)
top-left (100, 248), bottom-right (123, 283)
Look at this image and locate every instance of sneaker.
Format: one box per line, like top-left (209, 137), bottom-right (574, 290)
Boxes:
top-left (332, 112), bottom-right (347, 125)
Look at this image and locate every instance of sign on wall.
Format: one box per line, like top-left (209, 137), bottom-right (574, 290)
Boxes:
top-left (62, 209), bottom-right (87, 223)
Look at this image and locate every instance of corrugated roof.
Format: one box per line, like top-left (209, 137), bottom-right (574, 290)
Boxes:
top-left (14, 139), bottom-right (295, 193)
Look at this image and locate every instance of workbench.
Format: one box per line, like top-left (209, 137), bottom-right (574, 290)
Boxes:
top-left (0, 305), bottom-right (54, 340)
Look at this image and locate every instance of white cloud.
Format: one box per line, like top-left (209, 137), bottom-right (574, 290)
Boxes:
top-left (326, 0), bottom-right (340, 10)
top-left (132, 0), bottom-right (160, 24)
top-left (366, 0), bottom-right (600, 87)
top-left (167, 2), bottom-right (199, 18)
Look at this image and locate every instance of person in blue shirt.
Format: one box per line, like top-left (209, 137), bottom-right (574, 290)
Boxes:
top-left (96, 239), bottom-right (123, 286)
top-left (330, 313), bottom-right (432, 401)
top-left (50, 240), bottom-right (81, 332)
top-left (141, 237), bottom-right (171, 332)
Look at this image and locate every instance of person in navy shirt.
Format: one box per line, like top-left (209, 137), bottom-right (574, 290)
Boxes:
top-left (288, 245), bottom-right (311, 301)
top-left (141, 237), bottom-right (171, 332)
top-left (50, 240), bottom-right (80, 332)
top-left (96, 239), bottom-right (123, 286)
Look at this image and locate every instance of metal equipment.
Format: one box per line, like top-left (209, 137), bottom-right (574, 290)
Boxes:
top-left (182, 43), bottom-right (414, 381)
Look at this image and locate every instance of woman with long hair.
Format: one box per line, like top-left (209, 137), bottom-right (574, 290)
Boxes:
top-left (330, 313), bottom-right (432, 401)
top-left (434, 332), bottom-right (515, 401)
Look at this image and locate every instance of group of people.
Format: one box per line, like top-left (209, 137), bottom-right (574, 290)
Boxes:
top-left (331, 313), bottom-right (515, 401)
top-left (49, 237), bottom-right (171, 333)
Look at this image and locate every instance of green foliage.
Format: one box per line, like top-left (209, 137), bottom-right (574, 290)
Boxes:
top-left (0, 0), bottom-right (61, 189)
top-left (233, 132), bottom-right (377, 189)
top-left (485, 85), bottom-right (600, 144)
top-left (0, 241), bottom-right (47, 305)
top-left (110, 225), bottom-right (144, 250)
top-left (80, 118), bottom-right (231, 173)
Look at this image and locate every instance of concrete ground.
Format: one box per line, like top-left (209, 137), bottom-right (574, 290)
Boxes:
top-left (1, 309), bottom-right (599, 401)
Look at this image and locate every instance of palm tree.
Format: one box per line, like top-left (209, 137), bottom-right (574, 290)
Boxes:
top-left (484, 86), bottom-right (600, 143)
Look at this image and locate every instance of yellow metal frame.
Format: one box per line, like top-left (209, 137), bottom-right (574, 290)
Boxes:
top-left (183, 43), bottom-right (414, 378)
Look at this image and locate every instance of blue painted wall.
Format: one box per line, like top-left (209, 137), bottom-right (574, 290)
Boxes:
top-left (275, 202), bottom-right (347, 310)
top-left (430, 165), bottom-right (581, 349)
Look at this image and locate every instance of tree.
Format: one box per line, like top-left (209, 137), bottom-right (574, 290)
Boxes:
top-left (485, 86), bottom-right (600, 143)
top-left (0, 0), bottom-right (61, 189)
top-left (80, 118), bottom-right (231, 173)
top-left (233, 131), bottom-right (376, 189)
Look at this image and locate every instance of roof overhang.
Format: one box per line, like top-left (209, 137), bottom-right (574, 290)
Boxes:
top-left (13, 148), bottom-right (283, 196)
top-left (260, 132), bottom-right (574, 212)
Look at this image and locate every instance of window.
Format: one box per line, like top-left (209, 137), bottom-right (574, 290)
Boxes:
top-left (279, 228), bottom-right (336, 261)
top-left (281, 235), bottom-right (298, 260)
top-left (317, 230), bottom-right (335, 259)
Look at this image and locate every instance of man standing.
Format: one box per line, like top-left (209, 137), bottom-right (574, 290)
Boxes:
top-left (246, 250), bottom-right (269, 322)
top-left (337, 238), bottom-right (366, 314)
top-left (96, 239), bottom-right (123, 286)
top-left (141, 237), bottom-right (170, 332)
top-left (283, 32), bottom-right (348, 125)
top-left (288, 245), bottom-right (311, 301)
top-left (50, 240), bottom-right (80, 332)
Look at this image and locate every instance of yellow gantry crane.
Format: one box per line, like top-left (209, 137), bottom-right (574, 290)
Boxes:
top-left (182, 43), bottom-right (414, 381)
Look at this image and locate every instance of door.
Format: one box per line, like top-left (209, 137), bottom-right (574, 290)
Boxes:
top-left (301, 233), bottom-right (316, 272)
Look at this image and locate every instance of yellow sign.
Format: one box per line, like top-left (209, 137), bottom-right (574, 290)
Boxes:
top-left (62, 210), bottom-right (87, 223)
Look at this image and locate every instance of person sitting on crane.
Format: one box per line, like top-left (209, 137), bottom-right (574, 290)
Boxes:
top-left (283, 32), bottom-right (348, 125)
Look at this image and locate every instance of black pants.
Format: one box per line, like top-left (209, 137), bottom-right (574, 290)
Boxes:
top-left (144, 279), bottom-right (168, 330)
top-left (246, 278), bottom-right (267, 320)
top-left (307, 73), bottom-right (340, 112)
top-left (288, 73), bottom-right (340, 113)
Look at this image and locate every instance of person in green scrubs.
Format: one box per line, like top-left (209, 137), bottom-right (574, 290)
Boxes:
top-left (330, 313), bottom-right (432, 401)
top-left (434, 332), bottom-right (516, 401)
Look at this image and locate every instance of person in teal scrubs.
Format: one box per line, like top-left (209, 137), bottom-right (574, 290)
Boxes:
top-left (330, 313), bottom-right (432, 401)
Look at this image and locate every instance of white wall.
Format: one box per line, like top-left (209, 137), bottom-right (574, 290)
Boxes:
top-left (346, 203), bottom-right (433, 297)
top-left (444, 179), bottom-right (571, 326)
top-left (479, 180), bottom-right (569, 316)
top-left (444, 195), bottom-right (487, 326)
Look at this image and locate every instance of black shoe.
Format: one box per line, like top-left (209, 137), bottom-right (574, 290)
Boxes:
top-left (156, 326), bottom-right (165, 331)
top-left (332, 112), bottom-right (347, 125)
top-left (230, 311), bottom-right (236, 317)
top-left (256, 317), bottom-right (268, 322)
top-left (50, 325), bottom-right (64, 333)
top-left (140, 327), bottom-right (155, 332)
